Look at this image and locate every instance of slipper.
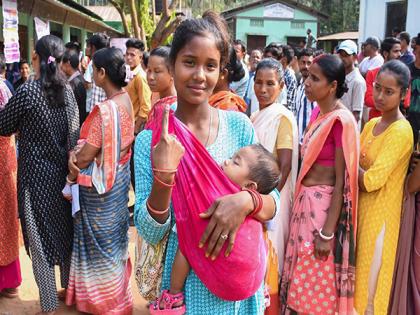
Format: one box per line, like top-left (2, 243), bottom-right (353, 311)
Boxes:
top-left (149, 290), bottom-right (186, 315)
top-left (0, 288), bottom-right (19, 298)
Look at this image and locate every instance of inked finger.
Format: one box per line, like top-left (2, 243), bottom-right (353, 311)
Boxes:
top-left (160, 105), bottom-right (170, 140)
top-left (225, 231), bottom-right (237, 257)
top-left (211, 230), bottom-right (229, 260)
top-left (205, 225), bottom-right (223, 257)
top-left (199, 217), bottom-right (216, 248)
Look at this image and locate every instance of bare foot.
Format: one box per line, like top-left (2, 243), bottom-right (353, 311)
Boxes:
top-left (0, 288), bottom-right (19, 298)
top-left (57, 289), bottom-right (66, 301)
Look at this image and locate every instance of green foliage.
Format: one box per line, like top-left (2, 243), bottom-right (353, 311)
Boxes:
top-left (295, 0), bottom-right (359, 34)
top-left (138, 0), bottom-right (155, 36)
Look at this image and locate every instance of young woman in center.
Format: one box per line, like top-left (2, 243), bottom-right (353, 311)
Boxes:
top-left (280, 54), bottom-right (360, 315)
top-left (251, 58), bottom-right (299, 315)
top-left (134, 11), bottom-right (280, 314)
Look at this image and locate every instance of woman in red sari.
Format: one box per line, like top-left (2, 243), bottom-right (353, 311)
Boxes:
top-left (0, 79), bottom-right (21, 298)
top-left (209, 47), bottom-right (247, 112)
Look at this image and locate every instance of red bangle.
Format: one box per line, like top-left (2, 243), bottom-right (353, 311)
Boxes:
top-left (242, 188), bottom-right (263, 217)
top-left (152, 168), bottom-right (178, 174)
top-left (154, 174), bottom-right (175, 188)
top-left (146, 199), bottom-right (169, 215)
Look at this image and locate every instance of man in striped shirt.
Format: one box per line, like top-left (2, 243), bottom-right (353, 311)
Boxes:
top-left (292, 48), bottom-right (315, 143)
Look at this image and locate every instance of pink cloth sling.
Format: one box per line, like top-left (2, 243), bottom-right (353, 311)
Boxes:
top-left (147, 103), bottom-right (267, 301)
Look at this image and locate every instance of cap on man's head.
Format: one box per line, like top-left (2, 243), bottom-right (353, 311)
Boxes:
top-left (363, 36), bottom-right (381, 49)
top-left (338, 40), bottom-right (358, 55)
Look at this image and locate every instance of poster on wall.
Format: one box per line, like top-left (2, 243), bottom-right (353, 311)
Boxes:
top-left (34, 17), bottom-right (50, 40)
top-left (264, 3), bottom-right (294, 19)
top-left (2, 0), bottom-right (20, 63)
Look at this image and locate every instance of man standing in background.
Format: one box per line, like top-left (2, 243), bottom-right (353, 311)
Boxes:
top-left (337, 40), bottom-right (366, 123)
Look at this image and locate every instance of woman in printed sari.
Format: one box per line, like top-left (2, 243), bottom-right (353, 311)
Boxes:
top-left (65, 47), bottom-right (134, 315)
top-left (280, 54), bottom-right (359, 315)
top-left (134, 11), bottom-right (280, 314)
top-left (209, 46), bottom-right (247, 112)
top-left (355, 60), bottom-right (413, 315)
top-left (388, 150), bottom-right (420, 315)
top-left (250, 58), bottom-right (299, 315)
top-left (0, 80), bottom-right (21, 298)
top-left (147, 46), bottom-right (177, 106)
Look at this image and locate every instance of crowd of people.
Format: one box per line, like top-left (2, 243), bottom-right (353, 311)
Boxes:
top-left (0, 10), bottom-right (419, 315)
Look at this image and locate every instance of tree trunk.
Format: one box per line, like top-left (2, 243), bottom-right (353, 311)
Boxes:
top-left (151, 0), bottom-right (156, 24)
top-left (130, 0), bottom-right (141, 39)
top-left (150, 0), bottom-right (182, 49)
top-left (109, 0), bottom-right (130, 37)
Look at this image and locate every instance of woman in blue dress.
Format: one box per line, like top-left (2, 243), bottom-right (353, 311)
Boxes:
top-left (134, 11), bottom-right (281, 315)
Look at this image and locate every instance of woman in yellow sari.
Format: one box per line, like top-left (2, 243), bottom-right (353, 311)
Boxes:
top-left (355, 60), bottom-right (413, 315)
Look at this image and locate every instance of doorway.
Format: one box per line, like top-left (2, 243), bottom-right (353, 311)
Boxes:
top-left (385, 1), bottom-right (407, 37)
top-left (247, 35), bottom-right (267, 52)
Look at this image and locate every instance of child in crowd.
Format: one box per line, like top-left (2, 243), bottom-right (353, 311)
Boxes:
top-left (150, 143), bottom-right (281, 314)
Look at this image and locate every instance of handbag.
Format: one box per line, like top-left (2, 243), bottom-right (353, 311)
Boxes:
top-left (135, 233), bottom-right (169, 302)
top-left (287, 244), bottom-right (337, 315)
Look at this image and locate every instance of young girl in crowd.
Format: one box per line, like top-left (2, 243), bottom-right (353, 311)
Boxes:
top-left (209, 46), bottom-right (247, 112)
top-left (150, 143), bottom-right (281, 313)
top-left (134, 11), bottom-right (280, 315)
top-left (65, 47), bottom-right (134, 315)
top-left (280, 54), bottom-right (359, 315)
top-left (147, 46), bottom-right (176, 105)
top-left (355, 60), bottom-right (413, 315)
top-left (0, 35), bottom-right (79, 315)
top-left (251, 58), bottom-right (298, 315)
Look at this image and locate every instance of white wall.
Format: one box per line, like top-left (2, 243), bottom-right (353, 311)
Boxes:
top-left (406, 0), bottom-right (420, 38)
top-left (359, 0), bottom-right (418, 44)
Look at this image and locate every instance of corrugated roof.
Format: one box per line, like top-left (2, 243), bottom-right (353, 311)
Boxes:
top-left (317, 31), bottom-right (359, 41)
top-left (87, 6), bottom-right (122, 22)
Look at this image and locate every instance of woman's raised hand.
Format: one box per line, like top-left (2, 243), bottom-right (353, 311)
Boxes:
top-left (152, 105), bottom-right (185, 171)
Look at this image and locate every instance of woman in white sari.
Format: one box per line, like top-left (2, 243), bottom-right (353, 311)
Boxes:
top-left (251, 58), bottom-right (298, 315)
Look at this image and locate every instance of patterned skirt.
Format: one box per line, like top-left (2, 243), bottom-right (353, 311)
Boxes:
top-left (66, 163), bottom-right (133, 315)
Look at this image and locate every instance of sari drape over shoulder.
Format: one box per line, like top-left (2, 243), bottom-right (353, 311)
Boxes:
top-left (280, 109), bottom-right (359, 315)
top-left (209, 90), bottom-right (247, 113)
top-left (66, 100), bottom-right (133, 315)
top-left (147, 105), bottom-right (267, 301)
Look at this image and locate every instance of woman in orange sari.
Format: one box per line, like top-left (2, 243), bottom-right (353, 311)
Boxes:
top-left (280, 54), bottom-right (359, 315)
top-left (209, 47), bottom-right (247, 112)
top-left (0, 79), bottom-right (21, 298)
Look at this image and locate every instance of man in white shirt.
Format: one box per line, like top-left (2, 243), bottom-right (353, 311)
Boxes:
top-left (358, 36), bottom-right (384, 77)
top-left (337, 40), bottom-right (366, 123)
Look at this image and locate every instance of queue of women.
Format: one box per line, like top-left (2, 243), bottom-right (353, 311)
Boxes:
top-left (0, 10), bottom-right (419, 315)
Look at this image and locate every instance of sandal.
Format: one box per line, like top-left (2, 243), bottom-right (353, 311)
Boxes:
top-left (149, 290), bottom-right (186, 315)
top-left (263, 286), bottom-right (270, 308)
top-left (0, 288), bottom-right (19, 298)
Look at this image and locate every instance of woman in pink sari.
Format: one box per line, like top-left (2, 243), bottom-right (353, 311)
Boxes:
top-left (134, 11), bottom-right (280, 314)
top-left (280, 54), bottom-right (359, 315)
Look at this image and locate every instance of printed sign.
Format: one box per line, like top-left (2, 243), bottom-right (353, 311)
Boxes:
top-left (264, 3), bottom-right (294, 19)
top-left (2, 0), bottom-right (20, 63)
top-left (34, 17), bottom-right (50, 39)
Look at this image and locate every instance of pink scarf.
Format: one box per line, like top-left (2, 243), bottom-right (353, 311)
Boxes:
top-left (147, 103), bottom-right (267, 301)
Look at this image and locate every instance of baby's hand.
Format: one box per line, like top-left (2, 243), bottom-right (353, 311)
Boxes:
top-left (62, 183), bottom-right (72, 201)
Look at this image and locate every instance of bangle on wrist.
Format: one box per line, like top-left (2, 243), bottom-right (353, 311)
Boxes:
top-left (66, 175), bottom-right (77, 185)
top-left (153, 174), bottom-right (175, 188)
top-left (319, 228), bottom-right (334, 241)
top-left (147, 199), bottom-right (169, 215)
top-left (242, 188), bottom-right (263, 217)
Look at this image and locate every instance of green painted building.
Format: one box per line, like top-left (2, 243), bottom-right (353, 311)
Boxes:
top-left (222, 0), bottom-right (328, 51)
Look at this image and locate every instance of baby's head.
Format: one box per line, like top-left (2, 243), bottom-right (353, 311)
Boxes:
top-left (222, 144), bottom-right (281, 194)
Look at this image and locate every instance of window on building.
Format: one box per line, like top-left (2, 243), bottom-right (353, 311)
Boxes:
top-left (291, 21), bottom-right (305, 29)
top-left (385, 1), bottom-right (407, 37)
top-left (250, 19), bottom-right (264, 27)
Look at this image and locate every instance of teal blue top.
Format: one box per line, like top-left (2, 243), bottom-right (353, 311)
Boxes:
top-left (134, 109), bottom-right (280, 314)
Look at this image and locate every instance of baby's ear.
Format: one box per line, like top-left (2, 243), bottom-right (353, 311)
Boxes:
top-left (245, 181), bottom-right (258, 191)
